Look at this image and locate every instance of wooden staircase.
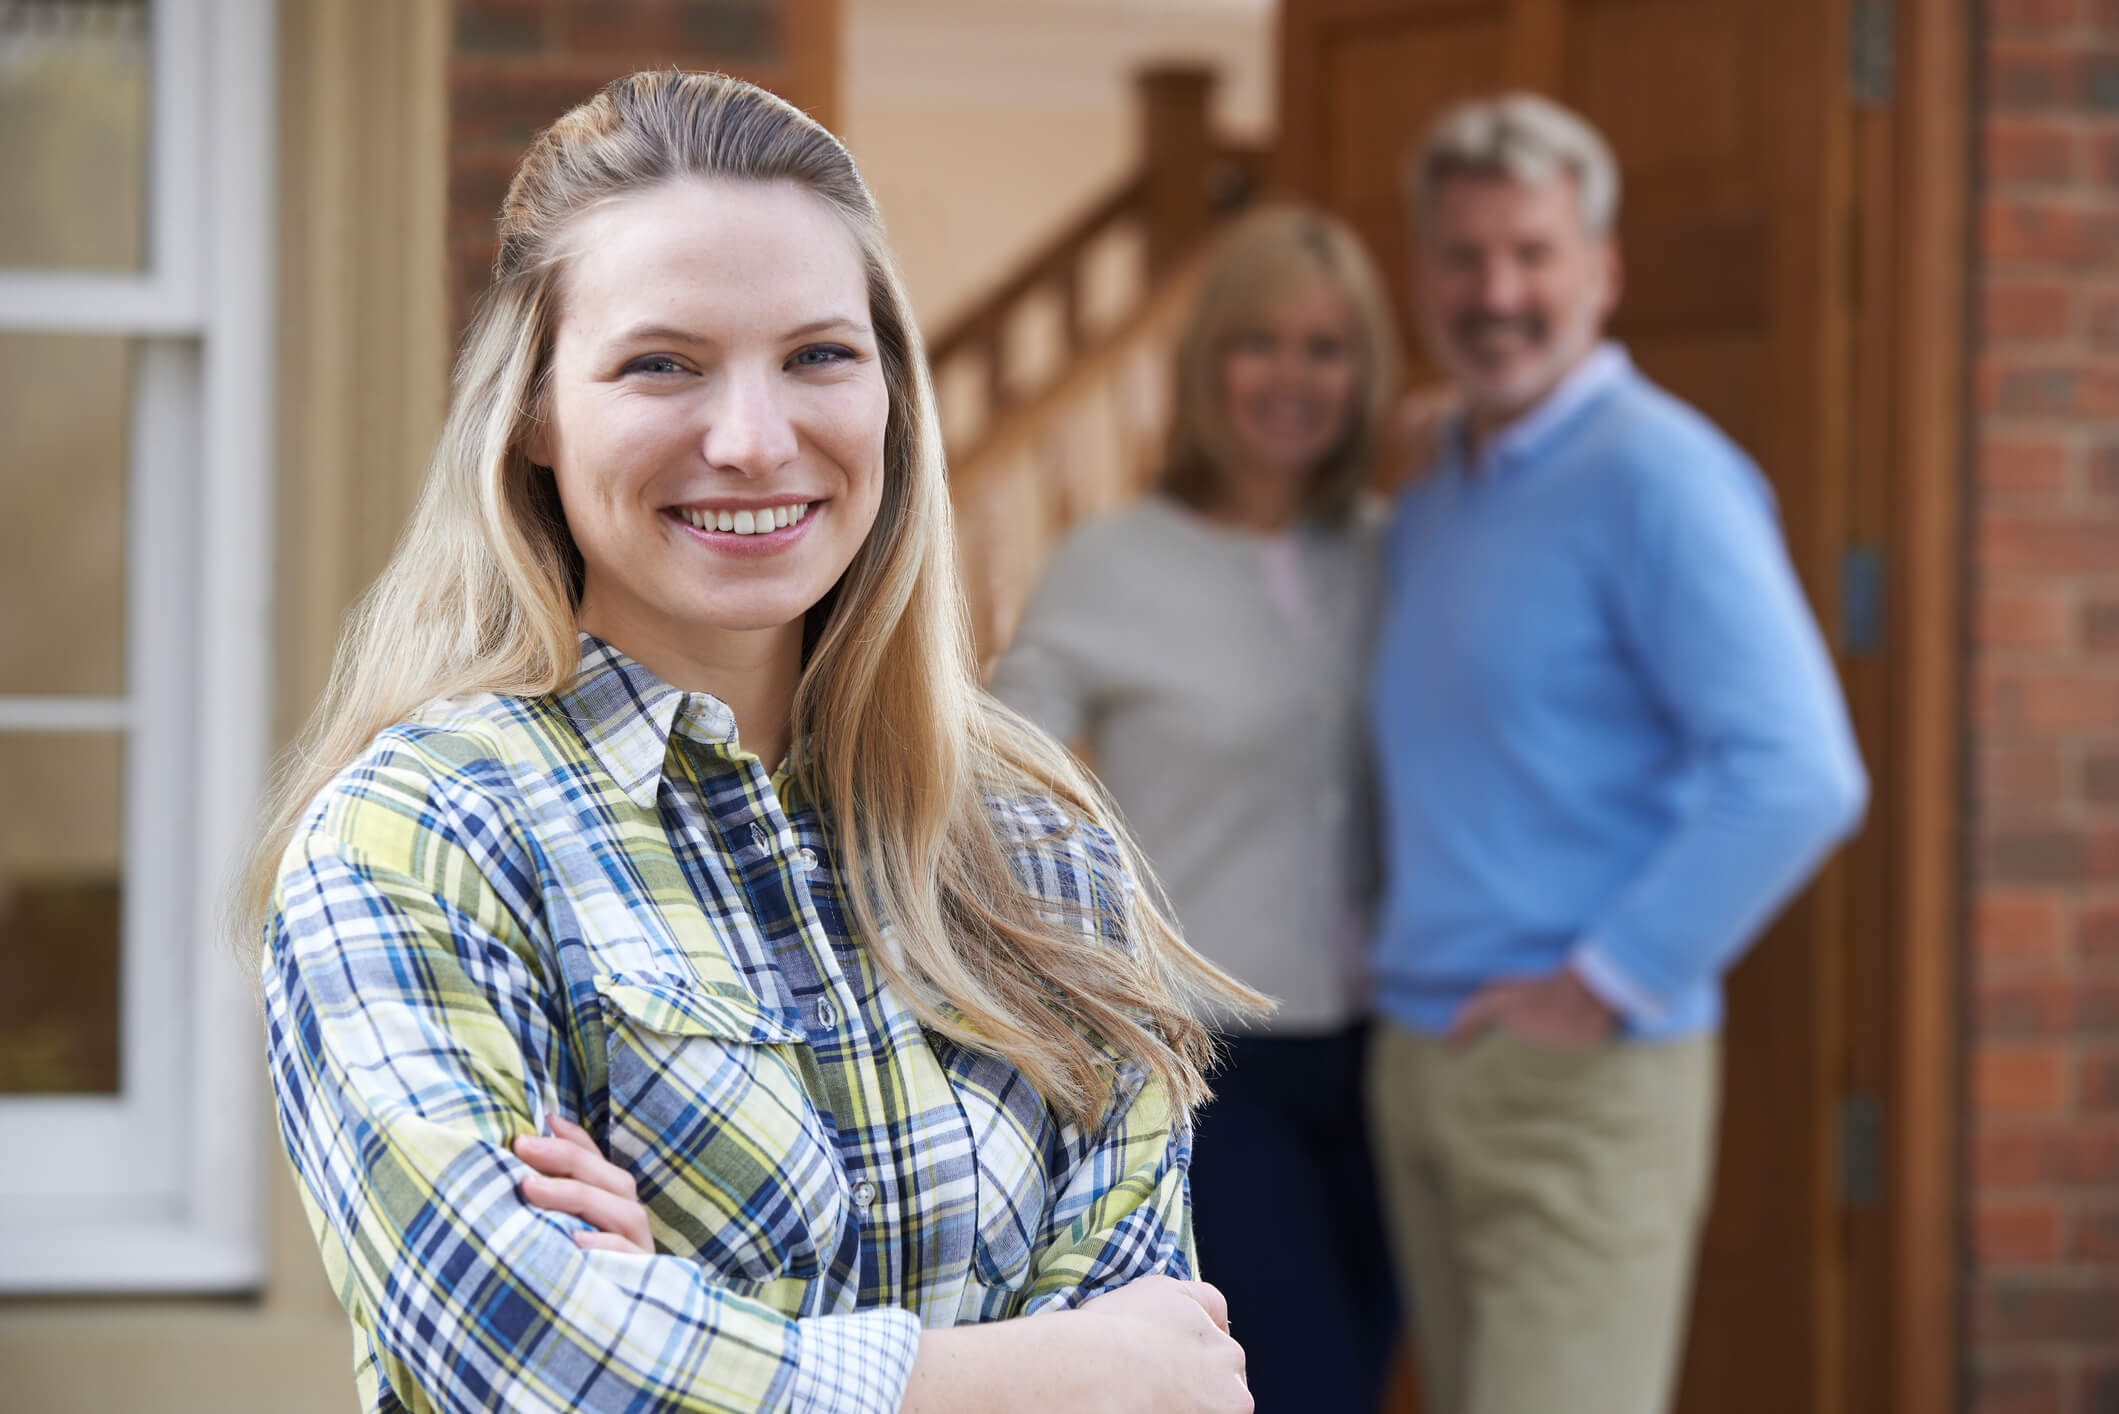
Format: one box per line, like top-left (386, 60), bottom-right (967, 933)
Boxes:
top-left (926, 65), bottom-right (1269, 668)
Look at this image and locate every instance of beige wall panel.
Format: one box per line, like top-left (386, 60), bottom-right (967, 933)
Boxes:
top-left (0, 1), bottom-right (446, 1405)
top-left (842, 0), bottom-right (1271, 328)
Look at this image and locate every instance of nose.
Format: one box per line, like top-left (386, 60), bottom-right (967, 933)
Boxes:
top-left (1475, 256), bottom-right (1526, 311)
top-left (700, 366), bottom-right (800, 476)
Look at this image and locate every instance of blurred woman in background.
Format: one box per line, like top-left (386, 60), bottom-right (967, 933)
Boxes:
top-left (990, 203), bottom-right (1405, 1413)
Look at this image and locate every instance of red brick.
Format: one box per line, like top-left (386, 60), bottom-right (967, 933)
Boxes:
top-left (674, 1), bottom-right (783, 62)
top-left (1994, 0), bottom-right (2082, 30)
top-left (1981, 434), bottom-right (2075, 496)
top-left (2087, 902), bottom-right (2119, 962)
top-left (2090, 289), bottom-right (2119, 351)
top-left (1987, 122), bottom-right (2080, 187)
top-left (450, 61), bottom-right (635, 147)
top-left (1982, 974), bottom-right (2082, 1034)
top-left (1990, 44), bottom-right (2086, 109)
top-left (2094, 130), bottom-right (2119, 185)
top-left (1980, 825), bottom-right (2119, 883)
top-left (2076, 1204), bottom-right (2119, 1260)
top-left (1979, 889), bottom-right (2074, 961)
top-left (1978, 668), bottom-right (2119, 730)
top-left (1987, 279), bottom-right (2078, 342)
top-left (2082, 1044), bottom-right (2119, 1108)
top-left (1974, 1358), bottom-right (2064, 1414)
top-left (2093, 443), bottom-right (2119, 499)
top-left (1982, 587), bottom-right (2076, 654)
top-left (455, 0), bottom-right (549, 54)
top-left (1979, 1198), bottom-right (2068, 1263)
top-left (552, 1), bottom-right (685, 56)
top-left (2088, 749), bottom-right (2119, 803)
top-left (1978, 1044), bottom-right (2072, 1111)
top-left (1978, 511), bottom-right (2119, 573)
top-left (2090, 51), bottom-right (2119, 109)
top-left (1976, 1275), bottom-right (2119, 1342)
top-left (1980, 356), bottom-right (2119, 416)
top-left (1983, 743), bottom-right (2071, 808)
top-left (1984, 200), bottom-right (2119, 267)
top-left (2085, 595), bottom-right (2119, 653)
top-left (2081, 975), bottom-right (2119, 1029)
top-left (1975, 1126), bottom-right (2119, 1185)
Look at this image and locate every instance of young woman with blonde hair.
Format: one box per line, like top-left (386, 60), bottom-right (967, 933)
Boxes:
top-left (247, 70), bottom-right (1260, 1414)
top-left (990, 202), bottom-right (1406, 1413)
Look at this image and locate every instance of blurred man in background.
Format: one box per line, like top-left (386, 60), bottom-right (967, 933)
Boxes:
top-left (1365, 93), bottom-right (1869, 1414)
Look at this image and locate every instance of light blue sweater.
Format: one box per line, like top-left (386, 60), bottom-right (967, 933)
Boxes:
top-left (1369, 347), bottom-right (1868, 1040)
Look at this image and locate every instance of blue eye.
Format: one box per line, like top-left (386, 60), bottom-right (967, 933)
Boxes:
top-left (624, 355), bottom-right (685, 375)
top-left (791, 345), bottom-right (855, 368)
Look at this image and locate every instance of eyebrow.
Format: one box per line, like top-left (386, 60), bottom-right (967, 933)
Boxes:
top-left (607, 315), bottom-right (872, 347)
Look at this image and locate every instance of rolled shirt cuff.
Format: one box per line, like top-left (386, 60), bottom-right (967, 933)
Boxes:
top-left (1569, 941), bottom-right (1669, 1030)
top-left (787, 1306), bottom-right (924, 1414)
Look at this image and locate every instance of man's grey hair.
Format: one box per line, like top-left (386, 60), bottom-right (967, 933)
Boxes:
top-left (1408, 93), bottom-right (1621, 237)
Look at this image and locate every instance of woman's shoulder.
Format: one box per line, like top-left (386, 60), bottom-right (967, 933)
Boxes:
top-left (1039, 496), bottom-right (1199, 582)
top-left (984, 792), bottom-right (1133, 937)
top-left (291, 693), bottom-right (551, 867)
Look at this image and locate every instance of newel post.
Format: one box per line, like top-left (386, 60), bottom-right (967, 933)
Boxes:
top-left (1137, 64), bottom-right (1217, 279)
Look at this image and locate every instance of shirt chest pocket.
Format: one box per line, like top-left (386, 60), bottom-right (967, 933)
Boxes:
top-left (595, 972), bottom-right (850, 1285)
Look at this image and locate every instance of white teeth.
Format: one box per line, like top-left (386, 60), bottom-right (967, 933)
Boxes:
top-left (679, 501), bottom-right (811, 534)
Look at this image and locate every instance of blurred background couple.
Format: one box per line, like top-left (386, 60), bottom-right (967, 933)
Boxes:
top-left (992, 90), bottom-right (1865, 1414)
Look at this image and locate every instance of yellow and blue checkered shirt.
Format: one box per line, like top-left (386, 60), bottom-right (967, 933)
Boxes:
top-left (264, 635), bottom-right (1196, 1413)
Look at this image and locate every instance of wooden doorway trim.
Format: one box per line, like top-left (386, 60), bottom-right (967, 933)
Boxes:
top-left (1868, 1), bottom-right (1971, 1411)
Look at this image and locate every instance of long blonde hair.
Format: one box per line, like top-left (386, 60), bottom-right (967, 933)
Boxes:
top-left (1160, 203), bottom-right (1402, 523)
top-left (239, 71), bottom-right (1263, 1124)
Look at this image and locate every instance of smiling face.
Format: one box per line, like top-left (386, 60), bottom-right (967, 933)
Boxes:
top-left (1217, 273), bottom-right (1364, 502)
top-left (1416, 171), bottom-right (1619, 431)
top-left (528, 176), bottom-right (888, 676)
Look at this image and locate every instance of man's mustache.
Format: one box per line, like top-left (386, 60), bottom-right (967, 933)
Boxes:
top-left (1452, 312), bottom-right (1548, 346)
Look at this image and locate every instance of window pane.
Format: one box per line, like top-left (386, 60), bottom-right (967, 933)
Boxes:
top-left (0, 732), bottom-right (122, 1095)
top-left (0, 333), bottom-right (130, 695)
top-left (0, 0), bottom-right (151, 271)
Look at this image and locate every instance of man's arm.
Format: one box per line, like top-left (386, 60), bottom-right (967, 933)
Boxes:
top-left (1570, 449), bottom-right (1869, 1025)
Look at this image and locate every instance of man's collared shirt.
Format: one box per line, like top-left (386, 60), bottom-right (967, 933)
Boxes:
top-left (1372, 344), bottom-right (1868, 1040)
top-left (264, 635), bottom-right (1193, 1414)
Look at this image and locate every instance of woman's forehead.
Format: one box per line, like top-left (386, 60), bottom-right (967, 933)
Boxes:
top-left (557, 178), bottom-right (869, 334)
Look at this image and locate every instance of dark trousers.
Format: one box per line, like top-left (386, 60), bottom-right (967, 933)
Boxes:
top-left (1189, 1024), bottom-right (1401, 1413)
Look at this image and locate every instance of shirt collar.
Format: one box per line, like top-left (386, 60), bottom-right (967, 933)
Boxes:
top-left (1453, 341), bottom-right (1631, 478)
top-left (553, 632), bottom-right (740, 808)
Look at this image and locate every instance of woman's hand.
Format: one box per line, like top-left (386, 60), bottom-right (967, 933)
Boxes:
top-left (1075, 1276), bottom-right (1249, 1410)
top-left (904, 1275), bottom-right (1249, 1413)
top-left (512, 1114), bottom-right (656, 1256)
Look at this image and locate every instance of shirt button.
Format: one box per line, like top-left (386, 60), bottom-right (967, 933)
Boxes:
top-left (798, 847), bottom-right (818, 871)
top-left (851, 1180), bottom-right (877, 1210)
top-left (814, 998), bottom-right (837, 1032)
top-left (749, 822), bottom-right (770, 852)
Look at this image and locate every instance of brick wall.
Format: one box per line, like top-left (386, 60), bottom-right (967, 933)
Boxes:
top-left (447, 0), bottom-right (832, 332)
top-left (1972, 2), bottom-right (2119, 1409)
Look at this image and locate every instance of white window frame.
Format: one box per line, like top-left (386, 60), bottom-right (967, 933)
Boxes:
top-left (0, 0), bottom-right (274, 1291)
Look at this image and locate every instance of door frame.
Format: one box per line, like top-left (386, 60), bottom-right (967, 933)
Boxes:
top-left (1863, 2), bottom-right (1971, 1412)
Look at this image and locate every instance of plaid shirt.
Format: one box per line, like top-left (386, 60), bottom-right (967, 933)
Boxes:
top-left (264, 636), bottom-right (1195, 1414)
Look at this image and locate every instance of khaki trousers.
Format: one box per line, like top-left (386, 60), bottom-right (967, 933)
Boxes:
top-left (1367, 1023), bottom-right (1719, 1414)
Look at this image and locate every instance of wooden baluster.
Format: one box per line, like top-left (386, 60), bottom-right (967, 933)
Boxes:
top-left (1137, 64), bottom-right (1217, 280)
top-left (1058, 259), bottom-right (1085, 361)
top-left (983, 312), bottom-right (1009, 433)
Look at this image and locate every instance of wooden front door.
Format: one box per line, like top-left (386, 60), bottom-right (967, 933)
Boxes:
top-left (1277, 3), bottom-right (1876, 1411)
